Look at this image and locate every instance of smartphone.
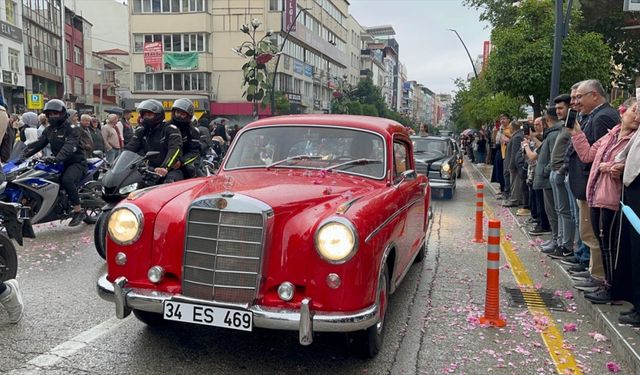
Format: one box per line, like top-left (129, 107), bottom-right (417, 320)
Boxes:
top-left (523, 123), bottom-right (530, 136)
top-left (565, 109), bottom-right (577, 129)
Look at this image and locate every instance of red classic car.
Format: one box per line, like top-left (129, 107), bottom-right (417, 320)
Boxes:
top-left (97, 114), bottom-right (431, 357)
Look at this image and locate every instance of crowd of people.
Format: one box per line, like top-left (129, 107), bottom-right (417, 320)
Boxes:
top-left (0, 96), bottom-right (237, 324)
top-left (489, 79), bottom-right (640, 325)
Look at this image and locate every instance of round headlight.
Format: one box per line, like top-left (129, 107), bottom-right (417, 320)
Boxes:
top-left (107, 205), bottom-right (142, 245)
top-left (441, 164), bottom-right (451, 172)
top-left (315, 218), bottom-right (358, 264)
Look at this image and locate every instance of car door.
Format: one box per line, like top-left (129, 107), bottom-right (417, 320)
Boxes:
top-left (392, 139), bottom-right (425, 275)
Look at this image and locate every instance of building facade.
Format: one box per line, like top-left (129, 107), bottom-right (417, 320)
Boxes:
top-left (22, 0), bottom-right (63, 106)
top-left (64, 8), bottom-right (91, 111)
top-left (0, 0), bottom-right (26, 112)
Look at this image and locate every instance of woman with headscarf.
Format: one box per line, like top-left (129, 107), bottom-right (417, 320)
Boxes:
top-left (10, 112), bottom-right (40, 160)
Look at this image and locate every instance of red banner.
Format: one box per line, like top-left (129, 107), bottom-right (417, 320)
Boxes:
top-left (143, 42), bottom-right (163, 72)
top-left (482, 41), bottom-right (491, 72)
top-left (284, 0), bottom-right (297, 32)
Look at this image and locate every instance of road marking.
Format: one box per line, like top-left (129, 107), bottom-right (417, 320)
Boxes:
top-left (10, 317), bottom-right (127, 373)
top-left (465, 163), bottom-right (581, 375)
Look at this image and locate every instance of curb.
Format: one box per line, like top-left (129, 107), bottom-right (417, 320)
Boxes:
top-left (467, 161), bottom-right (640, 373)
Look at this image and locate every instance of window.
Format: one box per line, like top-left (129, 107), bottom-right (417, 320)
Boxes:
top-left (8, 49), bottom-right (20, 72)
top-left (393, 142), bottom-right (409, 178)
top-left (65, 40), bottom-right (70, 61)
top-left (134, 72), bottom-right (210, 91)
top-left (132, 0), bottom-right (206, 13)
top-left (136, 33), bottom-right (207, 53)
top-left (5, 0), bottom-right (17, 25)
top-left (74, 78), bottom-right (83, 94)
top-left (73, 45), bottom-right (82, 65)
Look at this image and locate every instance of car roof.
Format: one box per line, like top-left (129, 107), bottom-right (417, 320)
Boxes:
top-left (244, 114), bottom-right (408, 137)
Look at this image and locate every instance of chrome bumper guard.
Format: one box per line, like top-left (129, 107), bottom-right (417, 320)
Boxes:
top-left (429, 179), bottom-right (455, 189)
top-left (97, 274), bottom-right (379, 345)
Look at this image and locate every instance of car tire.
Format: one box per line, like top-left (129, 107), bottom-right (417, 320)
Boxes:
top-left (81, 181), bottom-right (104, 224)
top-left (94, 211), bottom-right (108, 260)
top-left (0, 234), bottom-right (18, 282)
top-left (348, 264), bottom-right (389, 358)
top-left (133, 309), bottom-right (166, 326)
top-left (443, 188), bottom-right (454, 200)
top-left (414, 240), bottom-right (426, 263)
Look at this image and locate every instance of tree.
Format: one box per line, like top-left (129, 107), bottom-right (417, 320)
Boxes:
top-left (480, 0), bottom-right (611, 116)
top-left (274, 91), bottom-right (291, 115)
top-left (234, 19), bottom-right (278, 118)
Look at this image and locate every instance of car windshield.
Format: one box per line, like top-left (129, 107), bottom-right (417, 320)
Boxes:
top-left (225, 126), bottom-right (386, 179)
top-left (412, 139), bottom-right (448, 155)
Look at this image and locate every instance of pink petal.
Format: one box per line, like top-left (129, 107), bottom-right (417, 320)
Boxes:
top-left (607, 362), bottom-right (621, 372)
top-left (563, 323), bottom-right (577, 332)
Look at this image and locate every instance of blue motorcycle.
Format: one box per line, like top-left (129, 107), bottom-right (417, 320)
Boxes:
top-left (0, 156), bottom-right (106, 225)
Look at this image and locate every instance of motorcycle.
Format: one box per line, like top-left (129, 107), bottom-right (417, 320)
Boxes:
top-left (94, 150), bottom-right (162, 259)
top-left (0, 173), bottom-right (35, 281)
top-left (0, 156), bottom-right (106, 226)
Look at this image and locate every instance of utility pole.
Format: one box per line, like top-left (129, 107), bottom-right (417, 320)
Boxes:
top-left (549, 0), bottom-right (573, 105)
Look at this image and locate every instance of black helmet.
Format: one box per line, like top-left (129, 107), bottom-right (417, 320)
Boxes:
top-left (43, 99), bottom-right (68, 127)
top-left (137, 99), bottom-right (164, 128)
top-left (171, 98), bottom-right (194, 127)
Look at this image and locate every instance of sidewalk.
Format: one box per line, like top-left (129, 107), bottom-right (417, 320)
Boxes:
top-left (470, 161), bottom-right (640, 373)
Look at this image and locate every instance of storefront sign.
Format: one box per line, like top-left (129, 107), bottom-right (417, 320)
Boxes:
top-left (27, 93), bottom-right (43, 110)
top-left (284, 0), bottom-right (297, 32)
top-left (164, 52), bottom-right (199, 71)
top-left (286, 92), bottom-right (301, 104)
top-left (0, 20), bottom-right (22, 43)
top-left (159, 98), bottom-right (207, 110)
top-left (293, 59), bottom-right (303, 75)
top-left (304, 64), bottom-right (313, 77)
top-left (2, 70), bottom-right (12, 85)
top-left (143, 42), bottom-right (163, 72)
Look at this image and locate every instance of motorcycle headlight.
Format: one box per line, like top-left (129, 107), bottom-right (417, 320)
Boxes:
top-left (315, 218), bottom-right (358, 264)
top-left (118, 182), bottom-right (139, 195)
top-left (107, 204), bottom-right (143, 245)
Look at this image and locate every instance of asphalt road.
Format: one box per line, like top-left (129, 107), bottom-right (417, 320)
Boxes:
top-left (0, 165), bottom-right (627, 374)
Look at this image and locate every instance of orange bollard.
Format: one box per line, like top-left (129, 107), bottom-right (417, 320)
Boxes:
top-left (472, 183), bottom-right (485, 243)
top-left (479, 219), bottom-right (506, 327)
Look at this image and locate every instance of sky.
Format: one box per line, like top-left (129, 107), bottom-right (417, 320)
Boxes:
top-left (348, 0), bottom-right (491, 95)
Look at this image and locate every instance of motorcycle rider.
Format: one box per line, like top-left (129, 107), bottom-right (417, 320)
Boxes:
top-left (124, 99), bottom-right (183, 182)
top-left (24, 99), bottom-right (88, 227)
top-left (169, 98), bottom-right (202, 179)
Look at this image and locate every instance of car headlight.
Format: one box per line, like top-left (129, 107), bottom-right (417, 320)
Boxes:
top-left (315, 218), bottom-right (358, 264)
top-left (441, 164), bottom-right (451, 173)
top-left (119, 182), bottom-right (139, 195)
top-left (107, 204), bottom-right (143, 245)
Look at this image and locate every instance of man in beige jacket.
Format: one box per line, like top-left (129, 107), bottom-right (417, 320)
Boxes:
top-left (102, 114), bottom-right (121, 163)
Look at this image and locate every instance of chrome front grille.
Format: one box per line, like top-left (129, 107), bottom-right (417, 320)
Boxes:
top-left (182, 206), bottom-right (265, 304)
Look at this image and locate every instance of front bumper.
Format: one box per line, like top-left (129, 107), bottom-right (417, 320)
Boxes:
top-left (428, 178), bottom-right (456, 190)
top-left (97, 274), bottom-right (379, 345)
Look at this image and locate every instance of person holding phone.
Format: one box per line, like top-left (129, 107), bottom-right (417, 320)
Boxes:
top-left (568, 97), bottom-right (638, 304)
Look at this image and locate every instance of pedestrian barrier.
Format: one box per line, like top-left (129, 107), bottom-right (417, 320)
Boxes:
top-left (472, 183), bottom-right (484, 243)
top-left (479, 219), bottom-right (506, 327)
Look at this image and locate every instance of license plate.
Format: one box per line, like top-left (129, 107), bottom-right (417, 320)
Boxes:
top-left (163, 300), bottom-right (253, 332)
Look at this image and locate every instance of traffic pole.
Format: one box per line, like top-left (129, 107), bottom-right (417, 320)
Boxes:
top-left (479, 219), bottom-right (506, 327)
top-left (472, 183), bottom-right (484, 243)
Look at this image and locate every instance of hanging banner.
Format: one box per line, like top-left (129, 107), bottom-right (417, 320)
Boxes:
top-left (143, 42), bottom-right (163, 72)
top-left (284, 0), bottom-right (297, 32)
top-left (163, 52), bottom-right (199, 71)
top-left (482, 41), bottom-right (491, 72)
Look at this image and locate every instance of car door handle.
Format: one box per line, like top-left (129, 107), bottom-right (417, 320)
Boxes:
top-left (419, 182), bottom-right (427, 188)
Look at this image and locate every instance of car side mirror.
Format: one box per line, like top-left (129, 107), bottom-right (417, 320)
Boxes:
top-left (393, 169), bottom-right (417, 187)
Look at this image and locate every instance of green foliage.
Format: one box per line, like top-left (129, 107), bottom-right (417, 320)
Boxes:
top-left (274, 91), bottom-right (291, 115)
top-left (234, 19), bottom-right (278, 117)
top-left (361, 104), bottom-right (379, 117)
top-left (347, 101), bottom-right (363, 115)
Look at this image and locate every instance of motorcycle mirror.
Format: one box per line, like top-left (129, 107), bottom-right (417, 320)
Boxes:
top-left (92, 150), bottom-right (104, 158)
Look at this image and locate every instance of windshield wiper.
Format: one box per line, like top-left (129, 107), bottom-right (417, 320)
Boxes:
top-left (266, 154), bottom-right (322, 169)
top-left (322, 158), bottom-right (381, 172)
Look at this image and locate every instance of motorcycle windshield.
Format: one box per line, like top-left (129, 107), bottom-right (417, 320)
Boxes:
top-left (101, 150), bottom-right (144, 191)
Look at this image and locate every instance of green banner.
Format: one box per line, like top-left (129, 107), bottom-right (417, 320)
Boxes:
top-left (163, 52), bottom-right (199, 71)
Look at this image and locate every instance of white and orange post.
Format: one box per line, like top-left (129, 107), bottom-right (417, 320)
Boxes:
top-left (473, 183), bottom-right (484, 243)
top-left (479, 219), bottom-right (506, 327)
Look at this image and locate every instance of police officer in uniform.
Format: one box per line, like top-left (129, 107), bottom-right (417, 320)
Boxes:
top-left (24, 99), bottom-right (88, 226)
top-left (169, 98), bottom-right (202, 179)
top-left (124, 99), bottom-right (183, 182)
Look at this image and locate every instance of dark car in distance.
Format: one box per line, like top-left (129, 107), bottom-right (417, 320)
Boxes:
top-left (410, 136), bottom-right (460, 199)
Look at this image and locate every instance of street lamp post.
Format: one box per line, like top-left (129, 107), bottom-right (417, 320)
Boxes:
top-left (270, 7), bottom-right (310, 115)
top-left (448, 29), bottom-right (478, 80)
top-left (549, 0), bottom-right (573, 105)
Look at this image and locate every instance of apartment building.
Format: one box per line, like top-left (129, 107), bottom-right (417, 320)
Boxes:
top-left (126, 0), bottom-right (349, 123)
top-left (22, 0), bottom-right (63, 104)
top-left (0, 0), bottom-right (26, 112)
top-left (64, 8), bottom-right (92, 112)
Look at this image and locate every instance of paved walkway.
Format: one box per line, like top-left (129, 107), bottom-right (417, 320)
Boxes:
top-left (469, 160), bottom-right (640, 373)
